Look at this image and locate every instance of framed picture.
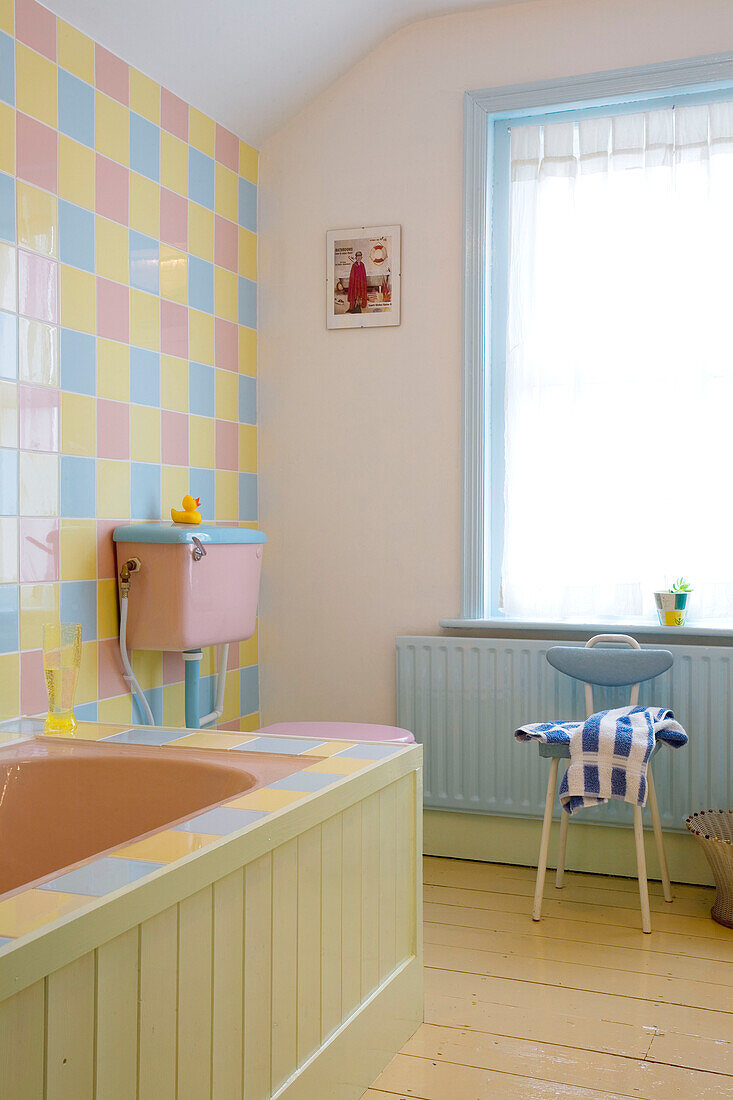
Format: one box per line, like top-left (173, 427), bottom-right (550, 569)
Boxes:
top-left (326, 225), bottom-right (401, 328)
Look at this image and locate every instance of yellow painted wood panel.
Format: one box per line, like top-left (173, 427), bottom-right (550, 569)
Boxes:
top-left (46, 953), bottom-right (95, 1100)
top-left (139, 905), bottom-right (178, 1100)
top-left (341, 802), bottom-right (363, 1021)
top-left (0, 980), bottom-right (44, 1099)
top-left (395, 773), bottom-right (416, 964)
top-left (271, 839), bottom-right (298, 1093)
top-left (360, 793), bottom-right (380, 1000)
top-left (96, 928), bottom-right (139, 1099)
top-left (297, 826), bottom-right (322, 1066)
top-left (178, 887), bottom-right (213, 1100)
top-left (321, 813), bottom-right (343, 1041)
top-left (378, 783), bottom-right (397, 981)
top-left (212, 869), bottom-right (245, 1100)
top-left (243, 853), bottom-right (273, 1100)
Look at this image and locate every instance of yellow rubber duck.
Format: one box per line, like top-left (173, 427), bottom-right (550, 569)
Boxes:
top-left (171, 494), bottom-right (202, 525)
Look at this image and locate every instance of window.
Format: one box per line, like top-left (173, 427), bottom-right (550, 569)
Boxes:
top-left (461, 61), bottom-right (733, 624)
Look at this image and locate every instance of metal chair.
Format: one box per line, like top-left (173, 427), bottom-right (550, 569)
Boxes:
top-left (533, 633), bottom-right (674, 934)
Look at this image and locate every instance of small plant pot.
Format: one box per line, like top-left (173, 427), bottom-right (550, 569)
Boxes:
top-left (654, 590), bottom-right (690, 627)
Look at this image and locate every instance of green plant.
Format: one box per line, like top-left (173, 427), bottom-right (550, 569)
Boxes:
top-left (670, 577), bottom-right (693, 593)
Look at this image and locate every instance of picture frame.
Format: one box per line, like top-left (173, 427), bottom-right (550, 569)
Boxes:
top-left (326, 225), bottom-right (401, 329)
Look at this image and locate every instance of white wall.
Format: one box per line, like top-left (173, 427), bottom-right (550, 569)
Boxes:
top-left (258, 0), bottom-right (733, 725)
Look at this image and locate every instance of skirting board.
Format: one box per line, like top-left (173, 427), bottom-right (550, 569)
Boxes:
top-left (424, 810), bottom-right (713, 886)
top-left (278, 957), bottom-right (423, 1100)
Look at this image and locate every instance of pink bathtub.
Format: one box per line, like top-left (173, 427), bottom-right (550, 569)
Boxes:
top-left (0, 738), bottom-right (308, 898)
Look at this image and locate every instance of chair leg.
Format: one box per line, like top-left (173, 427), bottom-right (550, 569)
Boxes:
top-left (647, 770), bottom-right (673, 903)
top-left (555, 768), bottom-right (569, 888)
top-left (633, 804), bottom-right (652, 934)
top-left (533, 757), bottom-right (559, 921)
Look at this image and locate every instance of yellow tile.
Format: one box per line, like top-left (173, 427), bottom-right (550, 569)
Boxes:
top-left (214, 265), bottom-right (237, 323)
top-left (130, 69), bottom-right (160, 124)
top-left (97, 339), bottom-right (129, 402)
top-left (0, 517), bottom-right (17, 583)
top-left (0, 0), bottom-right (12, 34)
top-left (189, 415), bottom-right (214, 467)
top-left (215, 471), bottom-right (237, 521)
top-left (160, 131), bottom-right (188, 196)
top-left (0, 242), bottom-right (15, 313)
top-left (59, 265), bottom-right (95, 334)
top-left (200, 645), bottom-right (216, 676)
top-left (20, 582), bottom-right (59, 650)
top-left (68, 721), bottom-right (128, 741)
top-left (97, 577), bottom-right (118, 640)
top-left (188, 202), bottom-right (213, 261)
top-left (0, 890), bottom-right (86, 938)
top-left (0, 380), bottom-right (17, 447)
top-left (238, 227), bottom-right (256, 280)
top-left (57, 20), bottom-right (94, 83)
top-left (161, 355), bottom-right (188, 412)
top-left (16, 181), bottom-right (57, 257)
top-left (0, 103), bottom-right (15, 175)
top-left (60, 392), bottom-right (95, 455)
top-left (98, 694), bottom-right (132, 725)
top-left (302, 740), bottom-right (354, 757)
top-left (162, 681), bottom-right (185, 727)
top-left (95, 216), bottom-right (128, 284)
top-left (239, 622), bottom-right (257, 668)
top-left (170, 731), bottom-right (254, 750)
top-left (189, 309), bottom-right (214, 365)
top-left (160, 245), bottom-right (187, 304)
top-left (96, 459), bottom-right (130, 518)
top-left (239, 141), bottom-right (258, 184)
top-left (58, 135), bottom-right (95, 211)
top-left (214, 164), bottom-right (238, 223)
top-left (228, 787), bottom-right (302, 811)
top-left (60, 518), bottom-right (96, 580)
top-left (129, 172), bottom-right (159, 238)
top-left (215, 369), bottom-right (238, 421)
top-left (76, 639), bottom-right (97, 704)
top-left (131, 649), bottom-right (162, 691)
top-left (131, 404), bottom-right (160, 463)
top-left (130, 289), bottom-right (159, 350)
top-left (221, 667), bottom-right (239, 721)
top-left (96, 93), bottom-right (129, 166)
top-left (189, 108), bottom-right (215, 156)
top-left (238, 325), bottom-right (256, 376)
top-left (304, 757), bottom-right (366, 775)
top-left (113, 829), bottom-right (215, 863)
top-left (239, 424), bottom-right (257, 472)
top-left (16, 43), bottom-right (57, 128)
top-left (240, 712), bottom-right (260, 732)
top-left (19, 318), bottom-right (58, 386)
top-left (0, 652), bottom-right (19, 719)
top-left (161, 465), bottom-right (188, 515)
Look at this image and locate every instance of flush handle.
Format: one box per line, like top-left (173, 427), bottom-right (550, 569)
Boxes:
top-left (191, 537), bottom-right (207, 562)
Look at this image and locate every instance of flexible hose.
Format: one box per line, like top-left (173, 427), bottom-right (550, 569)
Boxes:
top-left (119, 595), bottom-right (155, 725)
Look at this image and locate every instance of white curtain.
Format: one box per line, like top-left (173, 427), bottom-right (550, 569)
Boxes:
top-left (501, 101), bottom-right (733, 622)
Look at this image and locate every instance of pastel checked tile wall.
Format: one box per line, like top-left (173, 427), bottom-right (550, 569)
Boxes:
top-left (0, 0), bottom-right (261, 730)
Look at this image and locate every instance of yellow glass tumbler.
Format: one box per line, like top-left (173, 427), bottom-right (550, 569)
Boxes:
top-left (42, 623), bottom-right (82, 735)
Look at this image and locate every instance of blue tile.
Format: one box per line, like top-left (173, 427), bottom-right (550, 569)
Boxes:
top-left (238, 375), bottom-right (256, 425)
top-left (60, 328), bottom-right (96, 395)
top-left (173, 806), bottom-right (266, 835)
top-left (140, 684), bottom-right (163, 725)
top-left (60, 579), bottom-right (97, 640)
top-left (238, 277), bottom-right (256, 328)
top-left (0, 717), bottom-right (44, 734)
top-left (59, 200), bottom-right (95, 272)
top-left (0, 171), bottom-right (15, 243)
top-left (0, 312), bottom-right (17, 379)
top-left (189, 467), bottom-right (214, 520)
top-left (130, 113), bottom-right (160, 182)
top-left (129, 347), bottom-right (160, 406)
top-left (0, 584), bottom-right (19, 653)
top-left (188, 255), bottom-right (214, 314)
top-left (238, 177), bottom-right (257, 232)
top-left (60, 454), bottom-right (96, 518)
top-left (58, 69), bottom-right (94, 148)
top-left (130, 461), bottom-right (161, 520)
top-left (337, 743), bottom-right (403, 760)
top-left (188, 148), bottom-right (214, 210)
top-left (0, 32), bottom-right (14, 107)
top-left (0, 448), bottom-right (17, 515)
top-left (39, 856), bottom-right (162, 896)
top-left (240, 664), bottom-right (258, 714)
top-left (188, 361), bottom-right (214, 417)
top-left (103, 726), bottom-right (185, 745)
top-left (129, 230), bottom-right (159, 295)
top-left (235, 736), bottom-right (323, 756)
top-left (0, 937), bottom-right (13, 948)
top-left (238, 472), bottom-right (257, 522)
top-left (74, 700), bottom-right (98, 722)
top-left (268, 771), bottom-right (340, 793)
top-left (199, 672), bottom-right (216, 717)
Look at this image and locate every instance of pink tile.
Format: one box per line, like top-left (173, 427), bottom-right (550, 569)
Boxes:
top-left (97, 398), bottom-right (129, 460)
top-left (96, 155), bottom-right (129, 225)
top-left (98, 637), bottom-right (128, 699)
top-left (161, 89), bottom-right (188, 141)
top-left (21, 649), bottom-right (48, 714)
top-left (160, 188), bottom-right (187, 250)
top-left (163, 650), bottom-right (184, 685)
top-left (161, 409), bottom-right (188, 466)
top-left (218, 718), bottom-right (243, 732)
top-left (215, 318), bottom-right (237, 372)
top-left (214, 215), bottom-right (237, 273)
top-left (20, 518), bottom-right (59, 582)
top-left (15, 0), bottom-right (57, 60)
top-left (215, 125), bottom-right (239, 172)
top-left (227, 644), bottom-right (239, 670)
top-left (215, 419), bottom-right (238, 470)
top-left (17, 113), bottom-right (58, 193)
top-left (96, 519), bottom-right (118, 579)
top-left (96, 278), bottom-right (129, 343)
top-left (160, 298), bottom-right (188, 359)
top-left (95, 44), bottom-right (129, 105)
top-left (18, 251), bottom-right (58, 324)
top-left (19, 384), bottom-right (60, 452)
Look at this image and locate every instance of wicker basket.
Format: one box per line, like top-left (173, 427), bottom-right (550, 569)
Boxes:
top-left (685, 810), bottom-right (733, 928)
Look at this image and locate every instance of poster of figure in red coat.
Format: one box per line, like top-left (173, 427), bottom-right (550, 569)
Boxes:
top-left (327, 225), bottom-right (401, 328)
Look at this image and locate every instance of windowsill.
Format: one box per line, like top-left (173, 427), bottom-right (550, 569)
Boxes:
top-left (438, 616), bottom-right (733, 642)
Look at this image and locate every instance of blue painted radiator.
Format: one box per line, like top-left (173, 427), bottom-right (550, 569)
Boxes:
top-left (396, 635), bottom-right (733, 831)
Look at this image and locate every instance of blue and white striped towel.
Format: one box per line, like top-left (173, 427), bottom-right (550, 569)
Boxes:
top-left (515, 705), bottom-right (688, 815)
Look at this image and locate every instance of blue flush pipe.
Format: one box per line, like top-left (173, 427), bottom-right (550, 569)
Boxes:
top-left (183, 649), bottom-right (203, 729)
